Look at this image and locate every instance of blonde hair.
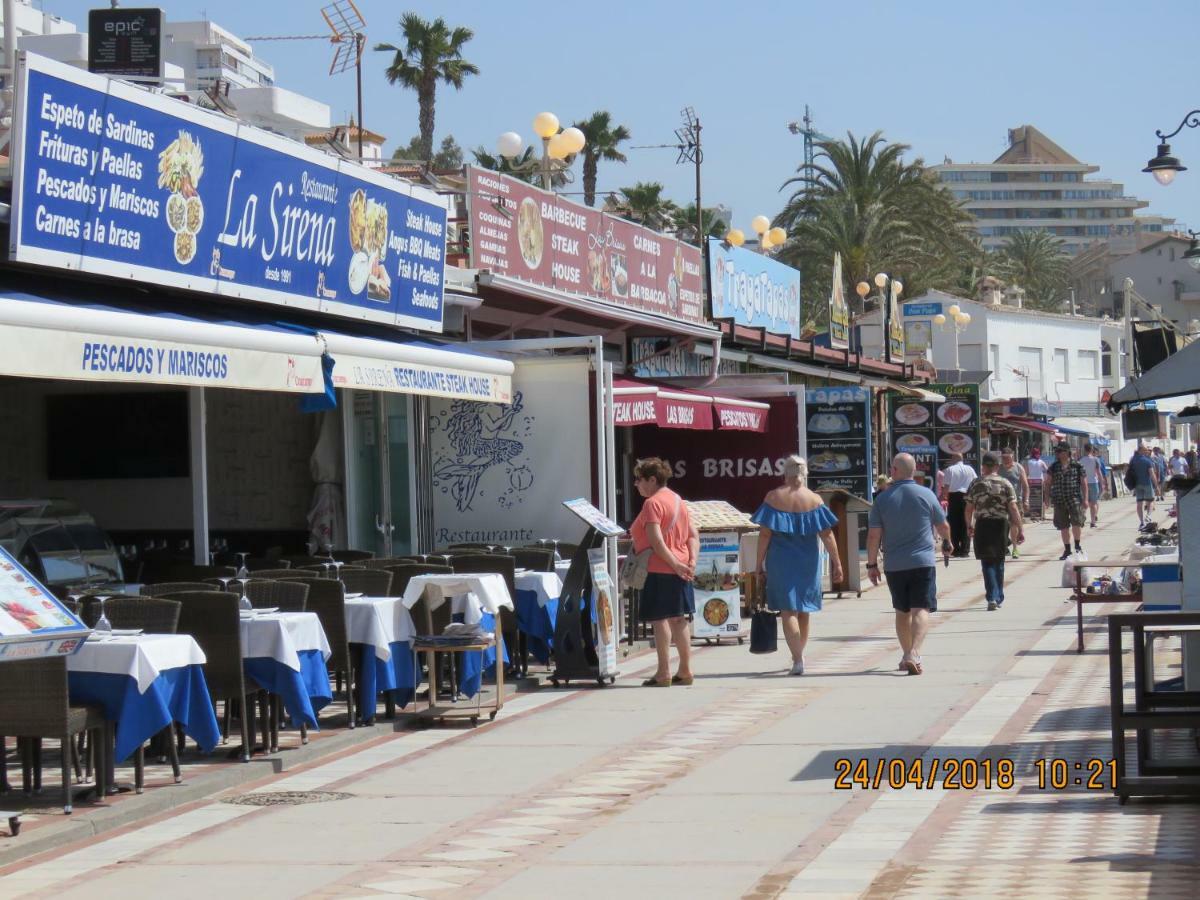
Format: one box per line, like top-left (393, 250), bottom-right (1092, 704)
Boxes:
top-left (784, 454), bottom-right (808, 484)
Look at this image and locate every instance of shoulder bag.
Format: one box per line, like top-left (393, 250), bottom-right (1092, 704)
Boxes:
top-left (619, 493), bottom-right (682, 591)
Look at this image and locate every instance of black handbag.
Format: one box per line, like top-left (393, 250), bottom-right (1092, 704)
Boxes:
top-left (749, 609), bottom-right (778, 654)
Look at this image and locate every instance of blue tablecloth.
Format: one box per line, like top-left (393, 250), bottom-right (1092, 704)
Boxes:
top-left (243, 649), bottom-right (331, 729)
top-left (68, 664), bottom-right (222, 763)
top-left (515, 589), bottom-right (559, 664)
top-left (354, 640), bottom-right (417, 723)
top-left (458, 612), bottom-right (510, 699)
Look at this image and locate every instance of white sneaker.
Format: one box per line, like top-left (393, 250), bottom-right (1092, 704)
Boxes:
top-left (789, 659), bottom-right (805, 676)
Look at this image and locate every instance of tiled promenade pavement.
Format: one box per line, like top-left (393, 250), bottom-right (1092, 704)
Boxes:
top-left (2, 499), bottom-right (1197, 899)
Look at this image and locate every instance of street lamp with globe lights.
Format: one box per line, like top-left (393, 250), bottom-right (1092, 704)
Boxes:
top-left (1143, 110), bottom-right (1200, 186)
top-left (496, 113), bottom-right (586, 191)
top-left (856, 272), bottom-right (904, 361)
top-left (933, 304), bottom-right (972, 374)
top-left (729, 215), bottom-right (786, 254)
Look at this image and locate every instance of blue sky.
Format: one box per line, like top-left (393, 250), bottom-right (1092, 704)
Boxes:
top-left (42, 0), bottom-right (1200, 232)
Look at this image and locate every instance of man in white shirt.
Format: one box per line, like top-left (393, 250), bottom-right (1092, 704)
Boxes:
top-left (1078, 444), bottom-right (1106, 528)
top-left (1169, 449), bottom-right (1190, 478)
top-left (942, 453), bottom-right (978, 557)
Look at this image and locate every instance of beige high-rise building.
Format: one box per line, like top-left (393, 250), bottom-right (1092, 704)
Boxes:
top-left (933, 125), bottom-right (1172, 256)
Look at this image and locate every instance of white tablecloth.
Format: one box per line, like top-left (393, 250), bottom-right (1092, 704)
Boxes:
top-left (345, 596), bottom-right (416, 662)
top-left (67, 633), bottom-right (207, 694)
top-left (401, 573), bottom-right (514, 625)
top-left (515, 571), bottom-right (562, 607)
top-left (240, 611), bottom-right (331, 672)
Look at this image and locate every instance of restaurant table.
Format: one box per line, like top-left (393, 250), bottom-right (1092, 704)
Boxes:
top-left (344, 595), bottom-right (418, 723)
top-left (513, 571), bottom-right (561, 666)
top-left (240, 611), bottom-right (332, 729)
top-left (1070, 558), bottom-right (1145, 653)
top-left (67, 633), bottom-right (221, 790)
top-left (402, 574), bottom-right (514, 699)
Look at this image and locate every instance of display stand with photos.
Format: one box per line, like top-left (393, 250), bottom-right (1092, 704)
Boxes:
top-left (686, 501), bottom-right (756, 645)
top-left (551, 499), bottom-right (623, 688)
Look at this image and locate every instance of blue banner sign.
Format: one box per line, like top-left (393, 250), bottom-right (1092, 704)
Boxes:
top-left (10, 53), bottom-right (447, 332)
top-left (707, 238), bottom-right (801, 338)
top-left (903, 302), bottom-right (943, 317)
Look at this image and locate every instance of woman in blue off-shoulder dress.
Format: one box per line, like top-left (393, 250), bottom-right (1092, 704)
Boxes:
top-left (751, 455), bottom-right (842, 675)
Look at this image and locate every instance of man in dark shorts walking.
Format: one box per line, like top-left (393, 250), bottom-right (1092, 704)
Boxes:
top-left (1044, 442), bottom-right (1087, 560)
top-left (866, 453), bottom-right (952, 675)
top-left (966, 452), bottom-right (1025, 611)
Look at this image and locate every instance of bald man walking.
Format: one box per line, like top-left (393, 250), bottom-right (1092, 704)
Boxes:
top-left (867, 453), bottom-right (953, 675)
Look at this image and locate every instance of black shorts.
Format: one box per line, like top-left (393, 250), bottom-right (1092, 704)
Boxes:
top-left (885, 566), bottom-right (938, 613)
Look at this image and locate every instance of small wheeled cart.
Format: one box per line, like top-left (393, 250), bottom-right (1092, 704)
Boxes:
top-left (410, 635), bottom-right (505, 727)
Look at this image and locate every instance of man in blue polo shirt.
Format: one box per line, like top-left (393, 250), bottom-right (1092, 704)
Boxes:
top-left (867, 453), bottom-right (953, 676)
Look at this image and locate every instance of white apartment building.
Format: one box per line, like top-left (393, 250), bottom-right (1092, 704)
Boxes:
top-left (934, 125), bottom-right (1171, 256)
top-left (1108, 234), bottom-right (1200, 334)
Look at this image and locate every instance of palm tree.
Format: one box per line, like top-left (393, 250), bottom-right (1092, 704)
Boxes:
top-left (376, 14), bottom-right (479, 161)
top-left (573, 111), bottom-right (631, 207)
top-left (774, 131), bottom-right (979, 324)
top-left (671, 204), bottom-right (726, 246)
top-left (611, 182), bottom-right (678, 230)
top-left (992, 230), bottom-right (1070, 311)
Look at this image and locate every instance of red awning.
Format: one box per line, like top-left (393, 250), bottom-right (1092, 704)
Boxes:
top-left (612, 379), bottom-right (659, 426)
top-left (611, 379), bottom-right (770, 432)
top-left (993, 415), bottom-right (1058, 435)
top-left (712, 396), bottom-right (770, 432)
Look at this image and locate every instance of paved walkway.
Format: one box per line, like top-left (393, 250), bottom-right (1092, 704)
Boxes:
top-left (2, 501), bottom-right (1198, 898)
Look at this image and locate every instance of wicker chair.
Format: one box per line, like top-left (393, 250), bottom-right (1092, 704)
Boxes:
top-left (245, 557), bottom-right (290, 572)
top-left (80, 596), bottom-right (181, 633)
top-left (237, 568), bottom-right (296, 580)
top-left (331, 549), bottom-right (374, 563)
top-left (383, 563), bottom-right (452, 596)
top-left (243, 579), bottom-right (309, 612)
top-left (171, 591), bottom-right (269, 761)
top-left (338, 568), bottom-right (393, 597)
top-left (161, 564), bottom-right (237, 582)
top-left (449, 555), bottom-right (519, 672)
top-left (282, 577), bottom-right (356, 724)
top-left (280, 554), bottom-right (331, 569)
top-left (363, 556), bottom-right (423, 569)
top-left (143, 581), bottom-right (217, 598)
top-left (449, 542), bottom-right (498, 551)
top-left (0, 657), bottom-right (107, 813)
top-left (511, 547), bottom-right (556, 572)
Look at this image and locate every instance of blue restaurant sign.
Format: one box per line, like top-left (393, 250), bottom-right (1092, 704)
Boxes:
top-left (10, 52), bottom-right (447, 332)
top-left (903, 302), bottom-right (943, 317)
top-left (706, 238), bottom-right (801, 338)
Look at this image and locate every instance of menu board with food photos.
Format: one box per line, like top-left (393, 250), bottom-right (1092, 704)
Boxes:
top-left (692, 531), bottom-right (744, 640)
top-left (890, 383), bottom-right (982, 473)
top-left (0, 545), bottom-right (89, 661)
top-left (805, 386), bottom-right (874, 499)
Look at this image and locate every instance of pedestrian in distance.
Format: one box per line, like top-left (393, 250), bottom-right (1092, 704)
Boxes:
top-left (1128, 444), bottom-right (1160, 527)
top-left (1187, 448), bottom-right (1198, 477)
top-left (966, 452), bottom-right (1025, 611)
top-left (866, 453), bottom-right (953, 676)
top-left (942, 453), bottom-right (977, 557)
top-left (1078, 443), bottom-right (1107, 528)
top-left (1024, 447), bottom-right (1049, 520)
top-left (1152, 447), bottom-right (1168, 501)
top-left (1169, 448), bottom-right (1190, 478)
top-left (629, 457), bottom-right (700, 687)
top-left (998, 448), bottom-right (1030, 558)
top-left (1044, 442), bottom-right (1088, 560)
top-left (874, 474), bottom-right (892, 495)
top-left (752, 455), bottom-right (842, 676)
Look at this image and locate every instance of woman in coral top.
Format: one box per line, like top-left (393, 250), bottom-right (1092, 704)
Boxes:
top-left (629, 457), bottom-right (699, 687)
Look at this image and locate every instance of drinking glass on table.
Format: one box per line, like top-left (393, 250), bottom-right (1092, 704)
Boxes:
top-left (217, 576), bottom-right (234, 595)
top-left (235, 552), bottom-right (250, 578)
top-left (93, 595), bottom-right (112, 635)
top-left (321, 560), bottom-right (334, 579)
top-left (332, 560), bottom-right (345, 586)
top-left (236, 577), bottom-right (252, 612)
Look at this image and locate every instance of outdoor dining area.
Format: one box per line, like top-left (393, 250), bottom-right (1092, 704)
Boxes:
top-left (0, 541), bottom-right (571, 820)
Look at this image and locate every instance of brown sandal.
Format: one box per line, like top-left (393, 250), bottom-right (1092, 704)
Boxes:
top-left (642, 677), bottom-right (671, 687)
top-left (671, 675), bottom-right (694, 686)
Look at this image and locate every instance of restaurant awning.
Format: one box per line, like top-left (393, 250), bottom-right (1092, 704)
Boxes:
top-left (323, 332), bottom-right (514, 404)
top-left (0, 292), bottom-right (325, 392)
top-left (1049, 416), bottom-right (1117, 446)
top-left (611, 379), bottom-right (768, 432)
top-left (992, 414), bottom-right (1058, 435)
top-left (1109, 340), bottom-right (1200, 408)
top-left (889, 384), bottom-right (947, 403)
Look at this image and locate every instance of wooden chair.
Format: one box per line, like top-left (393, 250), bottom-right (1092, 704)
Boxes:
top-left (281, 577), bottom-right (355, 725)
top-left (511, 547), bottom-right (555, 573)
top-left (0, 657), bottom-right (107, 813)
top-left (339, 568), bottom-right (393, 597)
top-left (171, 591), bottom-right (269, 761)
top-left (332, 549), bottom-right (375, 563)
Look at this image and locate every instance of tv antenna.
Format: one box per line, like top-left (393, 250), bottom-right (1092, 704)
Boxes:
top-left (244, 0), bottom-right (368, 161)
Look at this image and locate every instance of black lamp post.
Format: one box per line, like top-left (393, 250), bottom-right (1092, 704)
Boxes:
top-left (1143, 110), bottom-right (1200, 185)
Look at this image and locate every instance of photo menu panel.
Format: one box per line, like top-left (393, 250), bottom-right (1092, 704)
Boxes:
top-left (889, 383), bottom-right (982, 473)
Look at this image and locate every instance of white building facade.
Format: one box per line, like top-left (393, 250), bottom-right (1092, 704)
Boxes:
top-left (1109, 234), bottom-right (1200, 334)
